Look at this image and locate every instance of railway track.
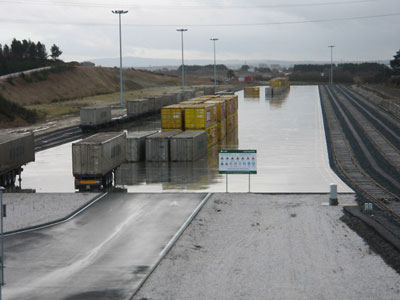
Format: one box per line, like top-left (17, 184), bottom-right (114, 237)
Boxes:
top-left (319, 85), bottom-right (400, 222)
top-left (34, 126), bottom-right (87, 152)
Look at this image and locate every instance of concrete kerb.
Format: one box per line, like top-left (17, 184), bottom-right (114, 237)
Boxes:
top-left (4, 192), bottom-right (108, 237)
top-left (130, 192), bottom-right (213, 300)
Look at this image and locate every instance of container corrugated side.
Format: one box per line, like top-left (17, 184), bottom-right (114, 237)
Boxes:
top-left (126, 131), bottom-right (158, 162)
top-left (244, 87), bottom-right (260, 97)
top-left (205, 123), bottom-right (218, 147)
top-left (161, 104), bottom-right (188, 130)
top-left (72, 132), bottom-right (126, 176)
top-left (126, 99), bottom-right (153, 117)
top-left (184, 103), bottom-right (217, 130)
top-left (0, 132), bottom-right (35, 174)
top-left (145, 131), bottom-right (180, 162)
top-left (80, 106), bottom-right (111, 126)
top-left (170, 130), bottom-right (207, 161)
top-left (217, 119), bottom-right (227, 141)
top-left (204, 99), bottom-right (226, 122)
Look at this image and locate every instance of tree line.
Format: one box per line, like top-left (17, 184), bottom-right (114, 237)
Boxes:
top-left (0, 38), bottom-right (62, 76)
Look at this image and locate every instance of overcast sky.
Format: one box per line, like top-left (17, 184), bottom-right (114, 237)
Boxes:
top-left (1, 0), bottom-right (399, 65)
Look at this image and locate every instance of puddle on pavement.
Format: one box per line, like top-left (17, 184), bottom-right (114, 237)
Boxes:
top-left (20, 86), bottom-right (352, 193)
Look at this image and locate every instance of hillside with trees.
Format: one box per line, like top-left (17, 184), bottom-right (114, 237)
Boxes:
top-left (0, 38), bottom-right (62, 76)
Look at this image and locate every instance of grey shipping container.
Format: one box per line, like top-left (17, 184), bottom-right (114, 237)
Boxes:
top-left (145, 131), bottom-right (180, 162)
top-left (170, 130), bottom-right (207, 161)
top-left (265, 87), bottom-right (272, 96)
top-left (0, 132), bottom-right (35, 182)
top-left (126, 130), bottom-right (158, 162)
top-left (72, 132), bottom-right (126, 177)
top-left (80, 106), bottom-right (111, 126)
top-left (126, 99), bottom-right (153, 117)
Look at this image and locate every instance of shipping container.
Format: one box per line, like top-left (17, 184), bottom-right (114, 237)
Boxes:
top-left (126, 131), bottom-right (158, 162)
top-left (205, 99), bottom-right (226, 121)
top-left (126, 99), bottom-right (153, 117)
top-left (217, 119), bottom-right (227, 141)
top-left (145, 131), bottom-right (180, 162)
top-left (170, 130), bottom-right (207, 161)
top-left (80, 106), bottom-right (111, 128)
top-left (205, 123), bottom-right (218, 147)
top-left (185, 103), bottom-right (217, 130)
top-left (72, 132), bottom-right (126, 189)
top-left (161, 104), bottom-right (189, 130)
top-left (0, 132), bottom-right (35, 186)
top-left (244, 87), bottom-right (260, 98)
top-left (227, 113), bottom-right (238, 132)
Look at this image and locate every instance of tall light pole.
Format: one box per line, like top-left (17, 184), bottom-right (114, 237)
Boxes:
top-left (177, 29), bottom-right (188, 90)
top-left (112, 10), bottom-right (128, 107)
top-left (210, 38), bottom-right (218, 87)
top-left (329, 45), bottom-right (335, 85)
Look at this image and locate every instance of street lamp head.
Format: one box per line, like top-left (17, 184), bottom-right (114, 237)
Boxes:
top-left (210, 38), bottom-right (219, 41)
top-left (112, 10), bottom-right (128, 14)
top-left (176, 29), bottom-right (188, 32)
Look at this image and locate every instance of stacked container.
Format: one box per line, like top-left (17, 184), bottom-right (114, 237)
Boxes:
top-left (244, 87), bottom-right (260, 98)
top-left (161, 104), bottom-right (189, 131)
top-left (184, 103), bottom-right (218, 147)
top-left (170, 130), bottom-right (208, 161)
top-left (145, 131), bottom-right (180, 162)
top-left (125, 131), bottom-right (158, 162)
top-left (204, 99), bottom-right (226, 141)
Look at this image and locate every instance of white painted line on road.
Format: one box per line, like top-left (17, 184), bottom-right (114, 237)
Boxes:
top-left (5, 192), bottom-right (108, 236)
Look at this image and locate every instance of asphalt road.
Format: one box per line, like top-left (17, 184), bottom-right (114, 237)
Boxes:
top-left (4, 193), bottom-right (206, 300)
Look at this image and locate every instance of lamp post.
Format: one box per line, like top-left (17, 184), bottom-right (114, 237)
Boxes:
top-left (0, 186), bottom-right (4, 300)
top-left (329, 45), bottom-right (335, 85)
top-left (210, 38), bottom-right (218, 87)
top-left (177, 29), bottom-right (188, 90)
top-left (112, 10), bottom-right (128, 107)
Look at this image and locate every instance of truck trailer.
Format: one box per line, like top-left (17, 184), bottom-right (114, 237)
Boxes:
top-left (72, 132), bottom-right (126, 190)
top-left (0, 132), bottom-right (35, 187)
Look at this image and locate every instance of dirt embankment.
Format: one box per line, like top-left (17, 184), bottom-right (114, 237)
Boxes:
top-left (0, 66), bottom-right (180, 106)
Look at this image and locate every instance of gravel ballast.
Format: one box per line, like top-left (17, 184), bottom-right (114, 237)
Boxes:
top-left (134, 193), bottom-right (400, 300)
top-left (3, 193), bottom-right (99, 233)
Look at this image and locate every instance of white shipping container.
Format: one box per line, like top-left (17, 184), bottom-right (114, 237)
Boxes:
top-left (72, 132), bottom-right (126, 176)
top-left (145, 131), bottom-right (180, 162)
top-left (126, 130), bottom-right (158, 162)
top-left (126, 99), bottom-right (153, 117)
top-left (0, 132), bottom-right (35, 175)
top-left (80, 106), bottom-right (111, 126)
top-left (170, 131), bottom-right (207, 161)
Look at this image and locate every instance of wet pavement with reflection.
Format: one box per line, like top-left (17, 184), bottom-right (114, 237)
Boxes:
top-left (21, 86), bottom-right (352, 193)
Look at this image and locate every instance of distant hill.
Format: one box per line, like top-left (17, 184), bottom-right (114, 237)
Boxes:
top-left (90, 56), bottom-right (390, 69)
top-left (0, 66), bottom-right (180, 128)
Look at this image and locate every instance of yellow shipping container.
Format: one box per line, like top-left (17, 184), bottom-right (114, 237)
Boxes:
top-left (244, 87), bottom-right (260, 98)
top-left (204, 99), bottom-right (226, 122)
top-left (161, 128), bottom-right (183, 132)
top-left (185, 103), bottom-right (217, 130)
top-left (161, 104), bottom-right (188, 130)
top-left (217, 118), bottom-right (227, 141)
top-left (217, 96), bottom-right (233, 117)
top-left (226, 112), bottom-right (238, 132)
top-left (205, 123), bottom-right (218, 147)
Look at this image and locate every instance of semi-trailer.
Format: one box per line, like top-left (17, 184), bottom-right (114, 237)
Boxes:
top-left (72, 132), bottom-right (126, 190)
top-left (0, 132), bottom-right (35, 187)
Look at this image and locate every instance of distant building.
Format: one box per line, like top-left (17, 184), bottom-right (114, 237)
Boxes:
top-left (248, 67), bottom-right (256, 73)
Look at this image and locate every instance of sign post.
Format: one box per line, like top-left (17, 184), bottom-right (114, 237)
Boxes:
top-left (219, 150), bottom-right (257, 192)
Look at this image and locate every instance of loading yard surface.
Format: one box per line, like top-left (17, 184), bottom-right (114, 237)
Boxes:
top-left (19, 86), bottom-right (352, 193)
top-left (133, 193), bottom-right (400, 300)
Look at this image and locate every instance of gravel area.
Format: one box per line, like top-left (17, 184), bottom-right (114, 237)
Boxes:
top-left (134, 193), bottom-right (400, 300)
top-left (3, 193), bottom-right (99, 233)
